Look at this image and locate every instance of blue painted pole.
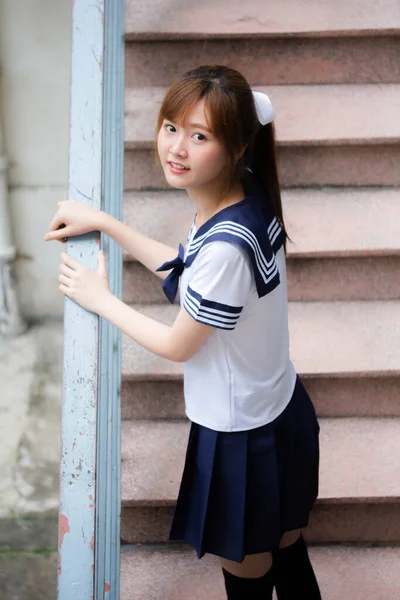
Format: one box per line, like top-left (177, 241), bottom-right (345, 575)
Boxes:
top-left (95, 0), bottom-right (124, 598)
top-left (57, 1), bottom-right (124, 598)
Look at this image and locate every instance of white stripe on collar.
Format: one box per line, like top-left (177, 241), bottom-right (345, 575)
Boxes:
top-left (187, 220), bottom-right (280, 285)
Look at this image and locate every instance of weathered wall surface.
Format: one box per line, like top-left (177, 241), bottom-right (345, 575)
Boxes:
top-left (0, 0), bottom-right (72, 319)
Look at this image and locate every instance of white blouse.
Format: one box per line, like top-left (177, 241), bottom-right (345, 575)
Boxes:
top-left (176, 197), bottom-right (297, 433)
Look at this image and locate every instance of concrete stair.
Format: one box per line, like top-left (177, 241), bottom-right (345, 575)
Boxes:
top-left (121, 301), bottom-right (400, 420)
top-left (125, 0), bottom-right (400, 38)
top-left (120, 418), bottom-right (400, 544)
top-left (125, 0), bottom-right (400, 87)
top-left (121, 188), bottom-right (400, 303)
top-left (121, 544), bottom-right (400, 600)
top-left (124, 84), bottom-right (400, 189)
top-left (121, 0), bottom-right (400, 597)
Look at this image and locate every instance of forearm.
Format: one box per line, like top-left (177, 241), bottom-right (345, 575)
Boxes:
top-left (98, 293), bottom-right (181, 362)
top-left (99, 212), bottom-right (178, 280)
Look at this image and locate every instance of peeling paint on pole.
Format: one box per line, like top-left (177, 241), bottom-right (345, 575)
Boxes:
top-left (58, 1), bottom-right (124, 598)
top-left (57, 1), bottom-right (104, 598)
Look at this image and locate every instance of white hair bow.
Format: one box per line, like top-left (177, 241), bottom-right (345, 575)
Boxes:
top-left (252, 91), bottom-right (275, 125)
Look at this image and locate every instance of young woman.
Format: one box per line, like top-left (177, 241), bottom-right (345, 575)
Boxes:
top-left (45, 65), bottom-right (321, 599)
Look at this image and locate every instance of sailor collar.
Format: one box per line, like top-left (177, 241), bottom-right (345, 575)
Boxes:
top-left (156, 194), bottom-right (286, 304)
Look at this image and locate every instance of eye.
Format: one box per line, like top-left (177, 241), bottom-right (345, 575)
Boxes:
top-left (193, 133), bottom-right (207, 141)
top-left (164, 124), bottom-right (176, 133)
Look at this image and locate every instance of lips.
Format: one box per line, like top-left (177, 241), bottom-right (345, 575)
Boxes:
top-left (168, 161), bottom-right (189, 171)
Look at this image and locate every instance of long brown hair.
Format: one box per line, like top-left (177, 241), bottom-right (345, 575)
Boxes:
top-left (156, 65), bottom-right (288, 240)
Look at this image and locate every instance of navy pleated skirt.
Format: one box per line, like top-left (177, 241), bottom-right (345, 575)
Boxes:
top-left (169, 375), bottom-right (320, 562)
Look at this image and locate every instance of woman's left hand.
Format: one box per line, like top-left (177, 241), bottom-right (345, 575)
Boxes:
top-left (58, 250), bottom-right (112, 314)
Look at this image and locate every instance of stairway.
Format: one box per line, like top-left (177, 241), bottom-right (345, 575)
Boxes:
top-left (120, 1), bottom-right (400, 598)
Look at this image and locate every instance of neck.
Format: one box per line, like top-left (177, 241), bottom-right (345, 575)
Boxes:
top-left (187, 178), bottom-right (245, 229)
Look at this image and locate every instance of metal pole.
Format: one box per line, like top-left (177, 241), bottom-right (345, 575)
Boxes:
top-left (58, 1), bottom-right (104, 598)
top-left (58, 1), bottom-right (124, 595)
top-left (95, 0), bottom-right (124, 598)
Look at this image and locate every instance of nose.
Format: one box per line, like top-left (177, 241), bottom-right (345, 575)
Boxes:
top-left (170, 133), bottom-right (188, 158)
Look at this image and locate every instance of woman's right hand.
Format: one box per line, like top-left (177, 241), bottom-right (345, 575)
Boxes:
top-left (44, 200), bottom-right (103, 243)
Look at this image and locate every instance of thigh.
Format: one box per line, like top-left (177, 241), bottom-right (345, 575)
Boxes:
top-left (220, 552), bottom-right (273, 578)
top-left (279, 528), bottom-right (302, 549)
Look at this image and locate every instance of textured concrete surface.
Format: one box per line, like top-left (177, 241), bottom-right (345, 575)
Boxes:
top-left (0, 322), bottom-right (62, 598)
top-left (121, 188), bottom-right (400, 302)
top-left (121, 375), bottom-right (400, 422)
top-left (121, 188), bottom-right (400, 258)
top-left (124, 84), bottom-right (400, 147)
top-left (0, 553), bottom-right (57, 600)
top-left (125, 0), bottom-right (400, 37)
top-left (124, 144), bottom-right (400, 189)
top-left (9, 186), bottom-right (68, 319)
top-left (121, 502), bottom-right (400, 545)
top-left (0, 0), bottom-right (71, 187)
top-left (120, 543), bottom-right (400, 600)
top-left (0, 517), bottom-right (58, 553)
top-left (123, 255), bottom-right (400, 303)
top-left (121, 301), bottom-right (400, 378)
top-left (286, 256), bottom-right (400, 302)
top-left (123, 84), bottom-right (400, 188)
top-left (125, 37), bottom-right (400, 87)
top-left (0, 321), bottom-right (63, 518)
top-left (121, 418), bottom-right (400, 506)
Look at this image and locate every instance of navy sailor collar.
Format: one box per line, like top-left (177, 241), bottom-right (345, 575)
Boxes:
top-left (156, 193), bottom-right (286, 304)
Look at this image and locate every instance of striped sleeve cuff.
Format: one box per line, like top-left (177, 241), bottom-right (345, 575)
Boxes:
top-left (183, 285), bottom-right (243, 330)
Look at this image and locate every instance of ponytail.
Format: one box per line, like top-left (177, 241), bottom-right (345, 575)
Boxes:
top-left (245, 122), bottom-right (289, 247)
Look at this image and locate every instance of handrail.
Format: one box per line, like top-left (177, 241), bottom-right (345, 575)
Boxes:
top-left (57, 2), bottom-right (125, 598)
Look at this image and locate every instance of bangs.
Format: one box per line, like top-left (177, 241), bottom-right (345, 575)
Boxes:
top-left (156, 78), bottom-right (241, 155)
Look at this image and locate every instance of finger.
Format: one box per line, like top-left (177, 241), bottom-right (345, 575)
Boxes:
top-left (48, 213), bottom-right (64, 231)
top-left (58, 274), bottom-right (71, 286)
top-left (58, 283), bottom-right (70, 296)
top-left (59, 263), bottom-right (76, 277)
top-left (61, 252), bottom-right (80, 271)
top-left (45, 226), bottom-right (70, 241)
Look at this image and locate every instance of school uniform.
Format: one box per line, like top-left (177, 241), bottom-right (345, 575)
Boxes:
top-left (156, 183), bottom-right (320, 563)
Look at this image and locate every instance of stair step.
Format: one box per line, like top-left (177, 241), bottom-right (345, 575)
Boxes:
top-left (124, 255), bottom-right (400, 304)
top-left (121, 543), bottom-right (400, 600)
top-left (121, 301), bottom-right (400, 419)
top-left (120, 418), bottom-right (400, 543)
top-left (126, 37), bottom-right (400, 88)
top-left (125, 84), bottom-right (400, 148)
top-left (121, 188), bottom-right (400, 303)
top-left (121, 301), bottom-right (400, 376)
top-left (125, 0), bottom-right (400, 39)
top-left (125, 0), bottom-right (400, 88)
top-left (124, 84), bottom-right (400, 188)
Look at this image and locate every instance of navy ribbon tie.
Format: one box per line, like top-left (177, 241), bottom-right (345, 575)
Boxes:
top-left (155, 243), bottom-right (185, 304)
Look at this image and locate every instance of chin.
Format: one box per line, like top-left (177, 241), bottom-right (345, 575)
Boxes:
top-left (164, 173), bottom-right (189, 190)
top-left (168, 182), bottom-right (188, 190)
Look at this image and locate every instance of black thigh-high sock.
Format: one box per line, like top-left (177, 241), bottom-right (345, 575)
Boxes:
top-left (272, 534), bottom-right (321, 599)
top-left (222, 566), bottom-right (274, 600)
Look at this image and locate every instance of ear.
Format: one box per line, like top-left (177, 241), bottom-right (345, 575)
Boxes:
top-left (234, 144), bottom-right (247, 163)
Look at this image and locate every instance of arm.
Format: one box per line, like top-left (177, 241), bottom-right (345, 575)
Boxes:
top-left (99, 212), bottom-right (179, 281)
top-left (96, 241), bottom-right (252, 362)
top-left (98, 294), bottom-right (213, 362)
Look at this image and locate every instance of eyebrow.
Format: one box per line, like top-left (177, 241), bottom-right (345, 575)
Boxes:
top-left (188, 122), bottom-right (213, 133)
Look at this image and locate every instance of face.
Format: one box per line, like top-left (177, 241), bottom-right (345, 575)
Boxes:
top-left (157, 99), bottom-right (231, 192)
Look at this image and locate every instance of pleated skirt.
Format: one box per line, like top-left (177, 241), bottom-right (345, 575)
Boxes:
top-left (169, 375), bottom-right (320, 562)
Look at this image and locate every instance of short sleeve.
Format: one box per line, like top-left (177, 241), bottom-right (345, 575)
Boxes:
top-left (184, 241), bottom-right (253, 330)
